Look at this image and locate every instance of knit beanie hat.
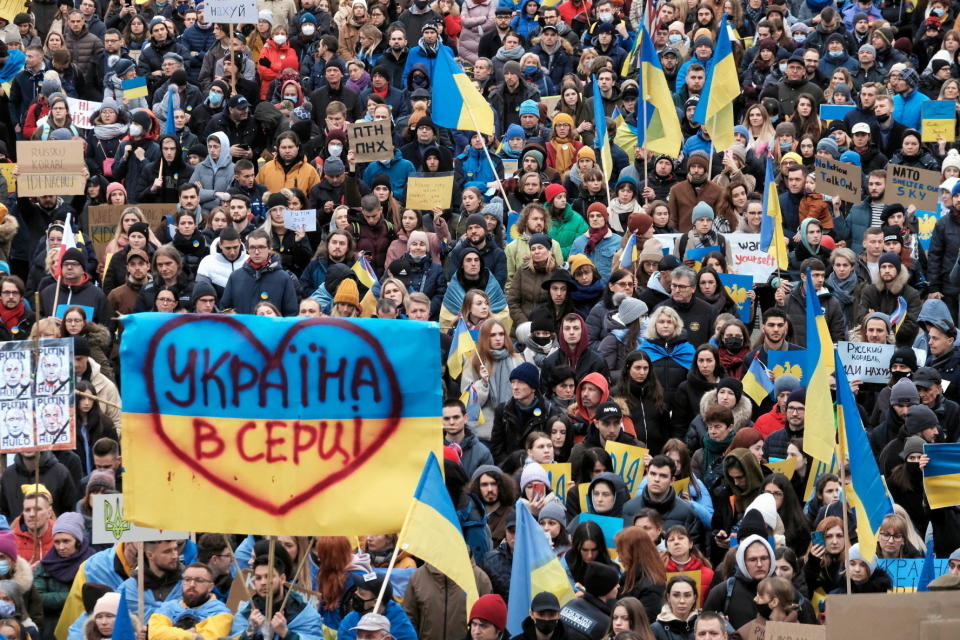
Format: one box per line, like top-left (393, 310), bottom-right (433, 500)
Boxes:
top-left (583, 561), bottom-right (621, 598)
top-left (465, 213), bottom-right (486, 230)
top-left (469, 594), bottom-right (507, 631)
top-left (773, 375), bottom-right (800, 396)
top-left (586, 202), bottom-right (609, 222)
top-left (529, 306), bottom-right (554, 334)
top-left (523, 149), bottom-right (545, 167)
top-left (774, 121), bottom-right (796, 138)
top-left (817, 137), bottom-right (840, 159)
top-left (942, 149), bottom-right (960, 175)
top-left (0, 532), bottom-right (16, 562)
top-left (519, 99), bottom-right (540, 117)
top-left (787, 387), bottom-right (806, 405)
top-left (890, 378), bottom-right (920, 406)
top-left (614, 292), bottom-right (648, 326)
top-left (61, 247), bottom-right (84, 266)
top-left (92, 592), bottom-right (121, 618)
top-left (900, 67), bottom-right (920, 89)
top-left (52, 512), bottom-right (86, 544)
top-left (529, 233), bottom-right (552, 251)
top-left (906, 404), bottom-right (939, 435)
top-left (86, 469), bottom-right (116, 494)
top-left (627, 212), bottom-right (653, 235)
top-left (848, 543), bottom-right (877, 573)
top-left (878, 251), bottom-right (902, 271)
top-left (686, 151), bottom-right (709, 170)
top-left (407, 230), bottom-right (429, 249)
top-left (333, 279), bottom-right (361, 311)
top-left (520, 462), bottom-right (548, 490)
top-left (890, 346), bottom-right (918, 371)
top-left (544, 183), bottom-right (566, 204)
top-left (567, 254), bottom-right (595, 275)
top-left (503, 60), bottom-right (522, 78)
top-left (266, 192), bottom-right (288, 209)
top-left (510, 362), bottom-right (540, 389)
top-left (901, 435), bottom-right (926, 460)
top-left (539, 501), bottom-right (567, 526)
top-left (692, 202), bottom-right (715, 222)
top-left (717, 377), bottom-right (743, 404)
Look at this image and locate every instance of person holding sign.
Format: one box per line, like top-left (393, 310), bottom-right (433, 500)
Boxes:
top-left (231, 554), bottom-right (322, 640)
top-left (147, 563), bottom-right (234, 640)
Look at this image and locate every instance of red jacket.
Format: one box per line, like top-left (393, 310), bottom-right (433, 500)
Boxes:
top-left (258, 41), bottom-right (300, 100)
top-left (754, 405), bottom-right (786, 439)
top-left (12, 515), bottom-right (54, 563)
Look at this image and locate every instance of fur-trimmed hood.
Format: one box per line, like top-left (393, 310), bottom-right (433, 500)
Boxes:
top-left (699, 389), bottom-right (753, 429)
top-left (872, 265), bottom-right (911, 296)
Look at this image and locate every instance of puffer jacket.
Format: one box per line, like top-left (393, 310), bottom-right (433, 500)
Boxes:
top-left (220, 257), bottom-right (298, 316)
top-left (403, 563), bottom-right (492, 640)
top-left (258, 39), bottom-right (300, 100)
top-left (507, 257), bottom-right (553, 326)
top-left (386, 253), bottom-right (447, 318)
top-left (548, 204), bottom-right (589, 259)
top-left (459, 0), bottom-right (497, 63)
top-left (179, 24), bottom-right (217, 82)
top-left (188, 131), bottom-right (235, 211)
top-left (256, 154), bottom-right (322, 195)
top-left (63, 24), bottom-right (103, 75)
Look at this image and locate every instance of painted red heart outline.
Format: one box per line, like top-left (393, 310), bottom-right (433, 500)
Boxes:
top-left (142, 315), bottom-right (403, 515)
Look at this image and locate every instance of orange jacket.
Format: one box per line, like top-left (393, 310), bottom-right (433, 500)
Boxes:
top-left (12, 515), bottom-right (54, 563)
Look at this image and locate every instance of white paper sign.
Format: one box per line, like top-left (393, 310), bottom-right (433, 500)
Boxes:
top-left (283, 208), bottom-right (317, 232)
top-left (205, 0), bottom-right (258, 24)
top-left (91, 494), bottom-right (188, 544)
top-left (654, 233), bottom-right (681, 255)
top-left (838, 341), bottom-right (927, 384)
top-left (66, 97), bottom-right (102, 130)
top-left (726, 233), bottom-right (778, 285)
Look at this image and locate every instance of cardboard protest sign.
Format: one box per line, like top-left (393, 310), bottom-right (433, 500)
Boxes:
top-left (0, 339), bottom-right (75, 453)
top-left (886, 164), bottom-right (941, 210)
top-left (725, 233), bottom-right (777, 284)
top-left (16, 141), bottom-right (86, 197)
top-left (542, 463), bottom-right (571, 505)
top-left (119, 315), bottom-right (440, 535)
top-left (91, 494), bottom-right (187, 544)
top-left (819, 104), bottom-right (855, 121)
top-left (875, 558), bottom-right (950, 592)
top-left (916, 209), bottom-right (940, 252)
top-left (921, 100), bottom-right (956, 142)
top-left (502, 159), bottom-right (518, 176)
top-left (767, 350), bottom-right (813, 385)
top-left (0, 163), bottom-right (15, 191)
top-left (814, 157), bottom-right (862, 203)
top-left (405, 173), bottom-right (455, 210)
top-left (205, 0), bottom-right (258, 24)
top-left (88, 204), bottom-right (176, 263)
top-left (765, 621), bottom-right (825, 640)
top-left (671, 477), bottom-right (691, 495)
top-left (65, 97), bottom-right (102, 130)
top-left (578, 482), bottom-right (590, 512)
top-left (838, 342), bottom-right (927, 384)
top-left (349, 121), bottom-right (394, 162)
top-left (540, 96), bottom-right (561, 113)
top-left (283, 209), bottom-right (317, 233)
top-left (684, 245), bottom-right (720, 270)
top-left (826, 593), bottom-right (957, 640)
top-left (605, 441), bottom-right (648, 497)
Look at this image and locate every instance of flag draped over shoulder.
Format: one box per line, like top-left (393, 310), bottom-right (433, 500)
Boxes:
top-left (431, 47), bottom-right (494, 135)
top-left (804, 270), bottom-right (836, 463)
top-left (397, 453), bottom-right (480, 610)
top-left (693, 15), bottom-right (738, 151)
top-left (637, 24), bottom-right (683, 157)
top-left (507, 501), bottom-right (574, 635)
top-left (835, 350), bottom-right (894, 562)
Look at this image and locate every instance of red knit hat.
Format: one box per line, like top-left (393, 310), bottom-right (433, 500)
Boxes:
top-left (470, 594), bottom-right (507, 631)
top-left (627, 212), bottom-right (653, 235)
top-left (586, 202), bottom-right (609, 222)
top-left (544, 183), bottom-right (566, 204)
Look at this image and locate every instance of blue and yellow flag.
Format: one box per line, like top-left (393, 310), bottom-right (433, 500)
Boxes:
top-left (804, 270), bottom-right (837, 463)
top-left (922, 442), bottom-right (960, 508)
top-left (122, 76), bottom-right (148, 100)
top-left (164, 86), bottom-right (177, 135)
top-left (637, 24), bottom-right (683, 157)
top-left (352, 254), bottom-right (377, 289)
top-left (693, 16), bottom-right (738, 151)
top-left (718, 272), bottom-right (753, 323)
top-left (119, 314), bottom-right (440, 535)
top-left (592, 75), bottom-right (613, 183)
top-left (766, 349), bottom-right (813, 385)
top-left (431, 46), bottom-right (494, 136)
top-left (890, 296), bottom-right (908, 334)
top-left (619, 232), bottom-right (638, 268)
top-left (460, 386), bottom-right (485, 425)
top-left (835, 349), bottom-right (894, 561)
top-left (447, 317), bottom-right (477, 379)
top-left (760, 157), bottom-right (789, 269)
top-left (742, 357), bottom-right (774, 405)
top-left (684, 245), bottom-right (720, 271)
top-left (399, 452), bottom-right (480, 609)
top-left (506, 501), bottom-right (574, 635)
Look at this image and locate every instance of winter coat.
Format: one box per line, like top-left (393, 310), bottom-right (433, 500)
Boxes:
top-left (643, 336), bottom-right (691, 411)
top-left (672, 368), bottom-right (717, 440)
top-left (6, 556), bottom-right (43, 631)
top-left (189, 131), bottom-right (235, 211)
top-left (39, 277), bottom-right (112, 325)
top-left (490, 392), bottom-right (560, 462)
top-left (857, 266), bottom-right (922, 342)
top-left (548, 205), bottom-right (589, 259)
top-left (508, 258), bottom-right (554, 326)
top-left (63, 24), bottom-right (103, 75)
top-left (775, 285), bottom-right (847, 347)
top-left (403, 563), bottom-right (493, 640)
top-left (654, 295), bottom-right (717, 348)
top-left (387, 253), bottom-right (448, 319)
top-left (622, 486), bottom-right (705, 547)
top-left (362, 150), bottom-right (418, 201)
top-left (114, 137), bottom-right (161, 206)
top-left (179, 24), bottom-right (217, 81)
top-left (505, 235), bottom-right (564, 288)
top-left (666, 180), bottom-right (727, 233)
top-left (651, 609), bottom-right (698, 640)
top-left (448, 236), bottom-right (509, 288)
top-left (256, 155), bottom-right (321, 195)
top-left (461, 352), bottom-right (525, 441)
top-left (685, 390), bottom-right (755, 455)
top-left (0, 452), bottom-right (78, 518)
top-left (459, 0), bottom-right (497, 63)
top-left (927, 211), bottom-right (960, 296)
top-left (258, 40), bottom-right (300, 100)
top-left (220, 258), bottom-right (299, 316)
top-left (569, 230), bottom-right (622, 281)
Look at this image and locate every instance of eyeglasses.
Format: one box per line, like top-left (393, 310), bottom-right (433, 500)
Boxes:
top-left (248, 245), bottom-right (269, 252)
top-left (670, 283), bottom-right (692, 290)
top-left (765, 490), bottom-right (784, 498)
top-left (878, 532), bottom-right (903, 541)
top-left (786, 406), bottom-right (805, 413)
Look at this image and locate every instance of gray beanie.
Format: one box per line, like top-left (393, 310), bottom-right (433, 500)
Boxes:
top-left (40, 77), bottom-right (61, 97)
top-left (817, 137), bottom-right (840, 159)
top-left (774, 375), bottom-right (800, 396)
top-left (539, 501), bottom-right (567, 526)
top-left (950, 547), bottom-right (960, 563)
top-left (470, 464), bottom-right (502, 483)
top-left (614, 292), bottom-right (648, 326)
top-left (52, 512), bottom-right (86, 544)
top-left (905, 404), bottom-right (939, 435)
top-left (900, 435), bottom-right (926, 460)
top-left (890, 378), bottom-right (920, 406)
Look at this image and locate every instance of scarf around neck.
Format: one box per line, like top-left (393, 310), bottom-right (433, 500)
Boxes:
top-left (826, 270), bottom-right (857, 306)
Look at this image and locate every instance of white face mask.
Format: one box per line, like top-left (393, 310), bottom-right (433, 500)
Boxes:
top-left (273, 34), bottom-right (287, 45)
top-left (301, 24), bottom-right (315, 36)
top-left (328, 144), bottom-right (343, 156)
top-left (284, 95), bottom-right (297, 102)
top-left (129, 123), bottom-right (143, 137)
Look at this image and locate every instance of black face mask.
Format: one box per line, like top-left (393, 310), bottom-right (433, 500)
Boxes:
top-left (532, 335), bottom-right (552, 347)
top-left (906, 461), bottom-right (922, 480)
top-left (723, 337), bottom-right (744, 352)
top-left (534, 618), bottom-right (559, 635)
top-left (889, 370), bottom-right (911, 383)
top-left (352, 596), bottom-right (370, 614)
top-left (877, 112), bottom-right (892, 123)
top-left (755, 602), bottom-right (774, 619)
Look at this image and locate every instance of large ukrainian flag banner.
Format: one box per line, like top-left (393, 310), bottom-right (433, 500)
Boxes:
top-left (120, 314), bottom-right (440, 535)
top-left (922, 442), bottom-right (960, 508)
top-left (431, 46), bottom-right (495, 136)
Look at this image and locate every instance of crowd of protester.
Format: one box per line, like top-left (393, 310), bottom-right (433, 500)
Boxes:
top-left (3, 0), bottom-right (960, 639)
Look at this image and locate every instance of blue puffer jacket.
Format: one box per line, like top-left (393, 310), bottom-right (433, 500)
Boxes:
top-left (179, 24), bottom-right (217, 81)
top-left (386, 253), bottom-right (447, 319)
top-left (455, 145), bottom-right (503, 194)
top-left (362, 150), bottom-right (417, 201)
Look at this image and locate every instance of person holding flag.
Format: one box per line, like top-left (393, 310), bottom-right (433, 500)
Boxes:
top-left (693, 15), bottom-right (739, 154)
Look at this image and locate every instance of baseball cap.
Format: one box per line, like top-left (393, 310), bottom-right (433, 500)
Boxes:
top-left (410, 88), bottom-right (431, 99)
top-left (595, 401), bottom-right (622, 422)
top-left (851, 122), bottom-right (871, 134)
top-left (227, 94), bottom-right (250, 109)
top-left (127, 249), bottom-right (150, 263)
top-left (351, 613), bottom-right (390, 633)
top-left (531, 592), bottom-right (561, 613)
top-left (913, 366), bottom-right (942, 389)
top-left (541, 24), bottom-right (558, 33)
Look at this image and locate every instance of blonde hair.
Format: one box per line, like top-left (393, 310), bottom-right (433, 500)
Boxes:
top-left (644, 306), bottom-right (684, 340)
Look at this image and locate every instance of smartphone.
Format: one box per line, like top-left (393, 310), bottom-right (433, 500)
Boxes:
top-left (812, 530), bottom-right (825, 546)
top-left (529, 481), bottom-right (547, 500)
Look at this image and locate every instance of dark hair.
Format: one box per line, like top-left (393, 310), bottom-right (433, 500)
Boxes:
top-left (576, 447), bottom-right (613, 483)
top-left (178, 182), bottom-right (199, 197)
top-left (275, 130), bottom-right (301, 147)
top-left (234, 159), bottom-right (255, 173)
top-left (196, 533), bottom-right (229, 563)
top-left (93, 437), bottom-right (119, 457)
top-left (703, 405), bottom-right (734, 426)
top-left (0, 276), bottom-right (25, 296)
top-left (565, 521), bottom-right (615, 584)
top-left (800, 257), bottom-right (826, 273)
top-left (618, 350), bottom-right (666, 412)
top-left (648, 455), bottom-right (675, 477)
top-left (184, 562), bottom-right (214, 579)
top-left (443, 398), bottom-right (466, 414)
top-left (468, 467), bottom-right (516, 505)
top-left (631, 507), bottom-right (664, 529)
top-left (602, 268), bottom-right (634, 308)
top-left (763, 473), bottom-right (808, 548)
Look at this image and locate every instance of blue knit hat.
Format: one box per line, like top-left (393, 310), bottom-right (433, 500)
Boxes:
top-left (951, 180), bottom-right (960, 196)
top-left (510, 362), bottom-right (540, 389)
top-left (692, 201), bottom-right (715, 222)
top-left (519, 100), bottom-right (540, 117)
top-left (734, 125), bottom-right (749, 139)
top-left (817, 137), bottom-right (840, 159)
top-left (503, 123), bottom-right (525, 141)
top-left (839, 150), bottom-right (861, 166)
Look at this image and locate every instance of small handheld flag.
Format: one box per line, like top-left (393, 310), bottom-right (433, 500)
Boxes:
top-left (447, 318), bottom-right (477, 379)
top-left (431, 47), bottom-right (494, 135)
top-left (122, 77), bottom-right (148, 100)
top-left (619, 232), bottom-right (638, 268)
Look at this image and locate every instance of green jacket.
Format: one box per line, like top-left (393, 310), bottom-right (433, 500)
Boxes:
top-left (548, 204), bottom-right (589, 259)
